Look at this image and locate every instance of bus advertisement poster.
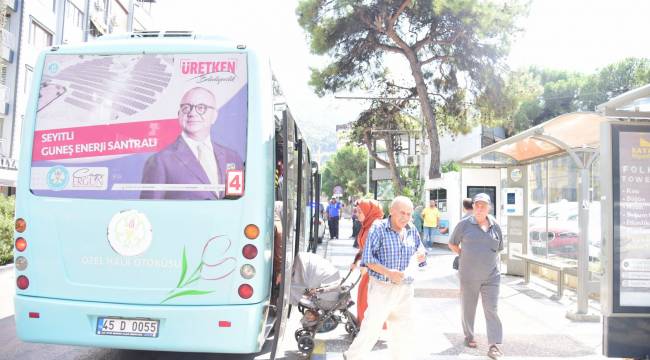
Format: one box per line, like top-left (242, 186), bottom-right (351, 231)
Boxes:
top-left (30, 53), bottom-right (248, 200)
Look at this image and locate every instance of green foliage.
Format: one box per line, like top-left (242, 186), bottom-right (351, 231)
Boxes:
top-left (0, 196), bottom-right (15, 266)
top-left (441, 161), bottom-right (460, 173)
top-left (501, 58), bottom-right (650, 135)
top-left (578, 58), bottom-right (650, 111)
top-left (400, 166), bottom-right (423, 205)
top-left (321, 145), bottom-right (368, 199)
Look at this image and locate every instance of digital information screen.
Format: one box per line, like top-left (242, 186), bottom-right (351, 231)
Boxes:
top-left (612, 124), bottom-right (650, 312)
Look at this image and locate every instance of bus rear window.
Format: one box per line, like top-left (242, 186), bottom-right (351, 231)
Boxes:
top-left (30, 53), bottom-right (247, 200)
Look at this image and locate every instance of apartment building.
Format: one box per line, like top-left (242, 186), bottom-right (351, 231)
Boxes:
top-left (0, 0), bottom-right (155, 195)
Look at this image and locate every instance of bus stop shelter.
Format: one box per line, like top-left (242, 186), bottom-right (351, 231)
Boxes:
top-left (459, 84), bottom-right (650, 322)
top-left (459, 112), bottom-right (608, 320)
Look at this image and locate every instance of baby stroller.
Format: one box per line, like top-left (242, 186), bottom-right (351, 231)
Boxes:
top-left (290, 253), bottom-right (361, 355)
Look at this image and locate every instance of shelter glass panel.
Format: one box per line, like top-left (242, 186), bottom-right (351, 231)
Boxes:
top-left (546, 156), bottom-right (578, 261)
top-left (528, 162), bottom-right (548, 257)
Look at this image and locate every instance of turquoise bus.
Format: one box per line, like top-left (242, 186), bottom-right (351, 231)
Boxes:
top-left (13, 31), bottom-right (319, 356)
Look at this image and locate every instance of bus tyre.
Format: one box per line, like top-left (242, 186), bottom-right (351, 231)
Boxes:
top-left (297, 334), bottom-right (315, 354)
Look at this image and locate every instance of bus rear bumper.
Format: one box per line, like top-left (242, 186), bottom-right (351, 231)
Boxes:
top-left (15, 295), bottom-right (270, 353)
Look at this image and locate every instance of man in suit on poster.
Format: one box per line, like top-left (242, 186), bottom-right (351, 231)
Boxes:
top-left (140, 87), bottom-right (243, 200)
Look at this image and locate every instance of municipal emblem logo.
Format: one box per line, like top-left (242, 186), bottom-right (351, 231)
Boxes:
top-left (107, 210), bottom-right (153, 257)
top-left (46, 166), bottom-right (69, 191)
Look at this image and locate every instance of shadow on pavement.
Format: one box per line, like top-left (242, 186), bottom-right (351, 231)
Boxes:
top-left (436, 333), bottom-right (595, 357)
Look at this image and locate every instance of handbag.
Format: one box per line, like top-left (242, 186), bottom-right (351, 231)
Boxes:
top-left (452, 255), bottom-right (459, 270)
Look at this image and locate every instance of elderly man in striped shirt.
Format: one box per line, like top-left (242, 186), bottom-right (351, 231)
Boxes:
top-left (344, 196), bottom-right (426, 360)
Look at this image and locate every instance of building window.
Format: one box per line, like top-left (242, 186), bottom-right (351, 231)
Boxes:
top-left (3, 14), bottom-right (10, 31)
top-left (65, 1), bottom-right (84, 29)
top-left (28, 20), bottom-right (53, 47)
top-left (429, 188), bottom-right (448, 213)
top-left (24, 65), bottom-right (33, 94)
top-left (1, 66), bottom-right (7, 86)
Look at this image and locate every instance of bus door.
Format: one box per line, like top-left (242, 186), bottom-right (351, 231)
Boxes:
top-left (310, 162), bottom-right (321, 253)
top-left (269, 110), bottom-right (298, 358)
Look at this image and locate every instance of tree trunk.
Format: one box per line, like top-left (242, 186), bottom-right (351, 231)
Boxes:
top-left (401, 49), bottom-right (441, 179)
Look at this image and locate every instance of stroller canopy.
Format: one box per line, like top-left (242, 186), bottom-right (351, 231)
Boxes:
top-left (290, 252), bottom-right (341, 305)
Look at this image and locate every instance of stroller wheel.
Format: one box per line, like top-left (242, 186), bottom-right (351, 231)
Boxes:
top-left (343, 312), bottom-right (359, 337)
top-left (297, 334), bottom-right (315, 354)
top-left (345, 321), bottom-right (359, 337)
top-left (298, 304), bottom-right (306, 314)
top-left (294, 328), bottom-right (312, 341)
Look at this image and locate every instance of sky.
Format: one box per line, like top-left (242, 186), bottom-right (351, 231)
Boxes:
top-left (152, 0), bottom-right (650, 138)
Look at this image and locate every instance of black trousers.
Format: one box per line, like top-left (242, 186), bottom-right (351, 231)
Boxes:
top-left (328, 217), bottom-right (339, 238)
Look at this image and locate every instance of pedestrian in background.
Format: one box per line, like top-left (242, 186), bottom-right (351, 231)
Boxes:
top-left (326, 197), bottom-right (342, 239)
top-left (462, 198), bottom-right (473, 219)
top-left (413, 205), bottom-right (424, 237)
top-left (421, 200), bottom-right (440, 248)
top-left (350, 199), bottom-right (384, 326)
top-left (351, 206), bottom-right (362, 247)
top-left (448, 193), bottom-right (504, 359)
top-left (344, 196), bottom-right (425, 360)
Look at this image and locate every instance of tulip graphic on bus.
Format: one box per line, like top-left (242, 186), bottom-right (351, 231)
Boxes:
top-left (162, 235), bottom-right (236, 303)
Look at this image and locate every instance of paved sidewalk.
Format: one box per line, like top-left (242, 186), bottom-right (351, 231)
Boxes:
top-left (310, 219), bottom-right (608, 360)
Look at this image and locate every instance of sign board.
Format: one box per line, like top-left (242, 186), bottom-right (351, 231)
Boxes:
top-left (602, 122), bottom-right (650, 359)
top-left (611, 124), bottom-right (650, 312)
top-left (371, 167), bottom-right (391, 181)
top-left (0, 156), bottom-right (17, 170)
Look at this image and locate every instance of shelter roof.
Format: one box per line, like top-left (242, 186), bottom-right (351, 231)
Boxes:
top-left (460, 112), bottom-right (608, 167)
top-left (596, 84), bottom-right (650, 119)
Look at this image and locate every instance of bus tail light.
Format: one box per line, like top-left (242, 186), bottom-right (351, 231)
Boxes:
top-left (240, 264), bottom-right (256, 279)
top-left (218, 320), bottom-right (231, 327)
top-left (15, 237), bottom-right (27, 252)
top-left (29, 312), bottom-right (40, 319)
top-left (15, 218), bottom-right (26, 233)
top-left (238, 284), bottom-right (253, 299)
top-left (15, 256), bottom-right (28, 271)
top-left (17, 275), bottom-right (29, 290)
top-left (244, 224), bottom-right (259, 239)
top-left (242, 244), bottom-right (258, 259)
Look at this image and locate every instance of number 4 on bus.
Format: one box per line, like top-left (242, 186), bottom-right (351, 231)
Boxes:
top-left (226, 170), bottom-right (244, 196)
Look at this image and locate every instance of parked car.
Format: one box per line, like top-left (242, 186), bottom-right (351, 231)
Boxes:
top-left (528, 201), bottom-right (601, 260)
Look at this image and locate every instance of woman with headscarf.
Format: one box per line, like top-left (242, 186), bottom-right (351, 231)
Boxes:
top-left (350, 199), bottom-right (384, 325)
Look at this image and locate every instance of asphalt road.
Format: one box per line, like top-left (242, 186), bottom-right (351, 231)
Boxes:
top-left (0, 314), bottom-right (308, 360)
top-left (0, 315), bottom-right (248, 360)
